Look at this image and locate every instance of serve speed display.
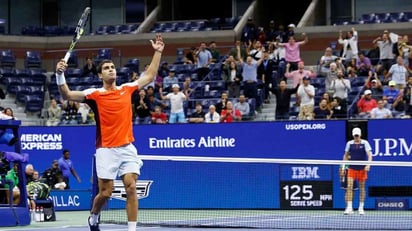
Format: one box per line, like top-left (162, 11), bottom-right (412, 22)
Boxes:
top-left (279, 165), bottom-right (333, 209)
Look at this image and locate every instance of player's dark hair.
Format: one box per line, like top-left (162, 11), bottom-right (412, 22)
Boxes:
top-left (97, 59), bottom-right (114, 74)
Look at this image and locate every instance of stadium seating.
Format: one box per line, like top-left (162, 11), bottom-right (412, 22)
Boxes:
top-left (24, 95), bottom-right (44, 113)
top-left (124, 58), bottom-right (140, 73)
top-left (67, 50), bottom-right (79, 68)
top-left (0, 50), bottom-right (16, 68)
top-left (24, 51), bottom-right (42, 69)
top-left (94, 48), bottom-right (112, 65)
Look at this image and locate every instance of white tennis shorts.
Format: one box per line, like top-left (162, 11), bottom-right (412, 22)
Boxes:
top-left (95, 143), bottom-right (143, 180)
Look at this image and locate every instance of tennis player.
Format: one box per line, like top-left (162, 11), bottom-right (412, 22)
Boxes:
top-left (341, 127), bottom-right (372, 215)
top-left (55, 34), bottom-right (165, 231)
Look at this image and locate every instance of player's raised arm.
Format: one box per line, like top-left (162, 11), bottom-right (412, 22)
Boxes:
top-left (55, 59), bottom-right (86, 102)
top-left (138, 33), bottom-right (165, 88)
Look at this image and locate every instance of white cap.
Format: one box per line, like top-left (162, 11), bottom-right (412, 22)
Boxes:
top-left (172, 84), bottom-right (180, 89)
top-left (352, 127), bottom-right (361, 137)
top-left (288, 23), bottom-right (295, 28)
top-left (364, 89), bottom-right (372, 95)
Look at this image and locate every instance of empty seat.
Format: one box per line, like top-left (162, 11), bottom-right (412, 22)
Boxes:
top-left (124, 58), bottom-right (139, 73)
top-left (0, 50), bottom-right (16, 68)
top-left (24, 95), bottom-right (44, 113)
top-left (94, 48), bottom-right (112, 65)
top-left (66, 68), bottom-right (83, 78)
top-left (25, 50), bottom-right (42, 68)
top-left (67, 50), bottom-right (79, 68)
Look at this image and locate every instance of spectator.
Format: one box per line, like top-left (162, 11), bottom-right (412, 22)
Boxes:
top-left (130, 71), bottom-right (139, 82)
top-left (285, 61), bottom-right (317, 88)
top-left (398, 35), bottom-right (411, 67)
top-left (269, 80), bottom-right (299, 120)
top-left (40, 160), bottom-right (63, 189)
top-left (370, 99), bottom-right (393, 119)
top-left (208, 41), bottom-right (220, 64)
top-left (331, 96), bottom-right (347, 119)
top-left (364, 70), bottom-right (384, 100)
top-left (25, 164), bottom-right (34, 184)
top-left (158, 61), bottom-right (169, 78)
top-left (132, 89), bottom-right (152, 124)
top-left (215, 92), bottom-right (228, 115)
top-left (5, 163), bottom-right (20, 205)
top-left (356, 52), bottom-right (372, 76)
top-left (182, 76), bottom-right (194, 97)
top-left (257, 51), bottom-right (277, 103)
top-left (286, 23), bottom-right (296, 39)
top-left (385, 55), bottom-right (408, 89)
top-left (221, 57), bottom-right (242, 98)
top-left (265, 20), bottom-right (277, 42)
top-left (58, 149), bottom-right (81, 189)
top-left (228, 40), bottom-right (248, 62)
top-left (367, 43), bottom-right (380, 67)
top-left (159, 84), bottom-right (188, 123)
top-left (238, 47), bottom-right (264, 107)
top-left (402, 76), bottom-right (412, 117)
top-left (77, 103), bottom-right (94, 124)
top-left (188, 102), bottom-right (205, 123)
top-left (241, 17), bottom-right (258, 45)
top-left (83, 57), bottom-right (98, 76)
top-left (3, 107), bottom-right (16, 120)
top-left (184, 47), bottom-right (196, 64)
top-left (46, 98), bottom-right (62, 126)
top-left (338, 27), bottom-right (359, 62)
top-left (220, 101), bottom-right (242, 123)
top-left (297, 76), bottom-right (315, 120)
top-left (61, 100), bottom-right (80, 125)
top-left (373, 30), bottom-right (395, 75)
top-left (26, 169), bottom-right (50, 210)
top-left (357, 89), bottom-right (378, 118)
top-left (275, 33), bottom-right (308, 71)
top-left (234, 94), bottom-right (251, 121)
top-left (248, 40), bottom-right (264, 61)
top-left (151, 105), bottom-right (167, 124)
top-left (204, 104), bottom-right (220, 123)
top-left (314, 98), bottom-right (333, 119)
top-left (329, 68), bottom-right (351, 105)
top-left (382, 80), bottom-right (400, 108)
top-left (162, 69), bottom-right (178, 92)
top-left (319, 47), bottom-right (338, 76)
top-left (195, 41), bottom-right (212, 81)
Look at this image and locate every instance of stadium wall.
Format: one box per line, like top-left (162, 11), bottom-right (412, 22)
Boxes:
top-left (13, 119), bottom-right (412, 210)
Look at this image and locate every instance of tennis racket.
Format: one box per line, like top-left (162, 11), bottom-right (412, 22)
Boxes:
top-left (63, 7), bottom-right (91, 62)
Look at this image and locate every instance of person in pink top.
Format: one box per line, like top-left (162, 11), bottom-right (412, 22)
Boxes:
top-left (275, 33), bottom-right (308, 71)
top-left (284, 61), bottom-right (317, 88)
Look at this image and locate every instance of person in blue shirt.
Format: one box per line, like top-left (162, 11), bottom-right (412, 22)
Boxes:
top-left (341, 127), bottom-right (373, 215)
top-left (382, 80), bottom-right (400, 108)
top-left (58, 149), bottom-right (81, 189)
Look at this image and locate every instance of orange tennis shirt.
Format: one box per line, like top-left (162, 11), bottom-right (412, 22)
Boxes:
top-left (84, 83), bottom-right (138, 148)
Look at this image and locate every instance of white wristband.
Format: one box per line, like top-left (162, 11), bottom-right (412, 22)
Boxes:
top-left (56, 73), bottom-right (66, 86)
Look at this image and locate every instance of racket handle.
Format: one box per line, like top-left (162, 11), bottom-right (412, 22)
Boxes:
top-left (63, 51), bottom-right (71, 63)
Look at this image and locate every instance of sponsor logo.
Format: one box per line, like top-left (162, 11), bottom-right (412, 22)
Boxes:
top-left (372, 138), bottom-right (412, 157)
top-left (21, 133), bottom-right (63, 150)
top-left (112, 180), bottom-right (153, 200)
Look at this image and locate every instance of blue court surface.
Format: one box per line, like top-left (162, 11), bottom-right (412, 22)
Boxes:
top-left (0, 210), bottom-right (411, 231)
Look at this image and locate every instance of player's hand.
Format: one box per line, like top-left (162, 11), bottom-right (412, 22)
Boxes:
top-left (365, 165), bottom-right (370, 171)
top-left (150, 33), bottom-right (165, 53)
top-left (56, 59), bottom-right (68, 74)
top-left (339, 168), bottom-right (345, 177)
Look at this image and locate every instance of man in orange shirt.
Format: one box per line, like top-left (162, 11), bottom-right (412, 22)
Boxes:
top-left (55, 34), bottom-right (165, 231)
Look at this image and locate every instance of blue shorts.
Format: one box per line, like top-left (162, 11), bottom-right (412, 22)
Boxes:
top-left (95, 143), bottom-right (143, 180)
top-left (169, 111), bottom-right (186, 123)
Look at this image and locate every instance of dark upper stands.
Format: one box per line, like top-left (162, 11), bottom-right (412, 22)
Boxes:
top-left (333, 11), bottom-right (412, 25)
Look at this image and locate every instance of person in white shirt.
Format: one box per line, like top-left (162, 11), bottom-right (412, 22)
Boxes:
top-left (159, 84), bottom-right (188, 123)
top-left (297, 76), bottom-right (315, 120)
top-left (204, 104), bottom-right (220, 123)
top-left (385, 56), bottom-right (408, 89)
top-left (338, 27), bottom-right (359, 62)
top-left (370, 99), bottom-right (393, 119)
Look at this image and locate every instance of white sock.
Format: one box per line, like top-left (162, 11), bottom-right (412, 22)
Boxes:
top-left (347, 201), bottom-right (353, 209)
top-left (90, 213), bottom-right (99, 225)
top-left (359, 202), bottom-right (364, 209)
top-left (128, 221), bottom-right (137, 231)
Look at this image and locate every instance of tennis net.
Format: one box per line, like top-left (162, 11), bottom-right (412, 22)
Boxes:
top-left (98, 156), bottom-right (412, 230)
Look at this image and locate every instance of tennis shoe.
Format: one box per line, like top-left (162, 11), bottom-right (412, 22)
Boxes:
top-left (358, 208), bottom-right (365, 215)
top-left (88, 216), bottom-right (100, 231)
top-left (344, 207), bottom-right (354, 215)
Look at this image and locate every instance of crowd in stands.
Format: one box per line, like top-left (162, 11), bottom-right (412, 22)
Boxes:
top-left (2, 16), bottom-right (412, 124)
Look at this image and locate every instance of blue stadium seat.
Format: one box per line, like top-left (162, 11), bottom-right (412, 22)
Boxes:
top-left (24, 95), bottom-right (44, 113)
top-left (124, 58), bottom-right (139, 73)
top-left (25, 50), bottom-right (42, 68)
top-left (0, 50), bottom-right (16, 68)
top-left (94, 48), bottom-right (112, 65)
top-left (43, 25), bottom-right (62, 36)
top-left (15, 85), bottom-right (31, 103)
top-left (15, 68), bottom-right (30, 78)
top-left (95, 25), bottom-right (108, 35)
top-left (66, 68), bottom-right (83, 78)
top-left (67, 50), bottom-right (79, 68)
